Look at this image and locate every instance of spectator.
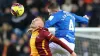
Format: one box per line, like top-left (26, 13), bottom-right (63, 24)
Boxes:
top-left (0, 0), bottom-right (13, 8)
top-left (85, 4), bottom-right (93, 18)
top-left (82, 41), bottom-right (90, 56)
top-left (22, 33), bottom-right (29, 44)
top-left (30, 7), bottom-right (39, 17)
top-left (56, 0), bottom-right (65, 6)
top-left (1, 39), bottom-right (18, 56)
top-left (25, 0), bottom-right (34, 11)
top-left (89, 0), bottom-right (100, 27)
top-left (11, 7), bottom-right (38, 34)
top-left (0, 7), bottom-right (12, 25)
top-left (12, 0), bottom-right (17, 5)
top-left (40, 6), bottom-right (49, 21)
top-left (17, 0), bottom-right (26, 6)
top-left (25, 0), bottom-right (44, 11)
top-left (11, 12), bottom-right (28, 30)
top-left (72, 0), bottom-right (78, 4)
top-left (10, 33), bottom-right (18, 44)
top-left (25, 7), bottom-right (38, 27)
top-left (77, 0), bottom-right (86, 16)
top-left (19, 46), bottom-right (30, 56)
top-left (0, 23), bottom-right (12, 41)
top-left (16, 38), bottom-right (25, 55)
top-left (61, 0), bottom-right (73, 12)
top-left (0, 38), bottom-right (3, 56)
top-left (71, 4), bottom-right (78, 14)
top-left (48, 0), bottom-right (57, 4)
top-left (26, 0), bottom-right (33, 6)
top-left (81, 4), bottom-right (93, 27)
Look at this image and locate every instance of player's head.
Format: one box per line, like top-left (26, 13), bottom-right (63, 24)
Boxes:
top-left (48, 3), bottom-right (60, 15)
top-left (30, 16), bottom-right (44, 29)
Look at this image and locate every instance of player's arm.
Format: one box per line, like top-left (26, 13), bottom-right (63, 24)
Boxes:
top-left (51, 37), bottom-right (77, 56)
top-left (72, 13), bottom-right (89, 24)
top-left (44, 15), bottom-right (60, 28)
top-left (44, 30), bottom-right (77, 56)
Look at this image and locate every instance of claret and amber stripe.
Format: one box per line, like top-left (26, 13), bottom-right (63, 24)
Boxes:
top-left (30, 30), bottom-right (40, 56)
top-left (30, 28), bottom-right (53, 56)
top-left (42, 40), bottom-right (48, 55)
top-left (29, 28), bottom-right (73, 56)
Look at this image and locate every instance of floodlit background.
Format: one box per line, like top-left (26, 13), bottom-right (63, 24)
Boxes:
top-left (0, 0), bottom-right (100, 56)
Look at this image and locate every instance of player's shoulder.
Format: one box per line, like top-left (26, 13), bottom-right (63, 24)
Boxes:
top-left (38, 28), bottom-right (49, 36)
top-left (40, 28), bottom-right (52, 36)
top-left (39, 27), bottom-right (49, 32)
top-left (63, 11), bottom-right (73, 15)
top-left (52, 10), bottom-right (63, 16)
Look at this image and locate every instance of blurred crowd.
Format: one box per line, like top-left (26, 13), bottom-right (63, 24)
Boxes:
top-left (0, 0), bottom-right (100, 56)
top-left (75, 37), bottom-right (100, 56)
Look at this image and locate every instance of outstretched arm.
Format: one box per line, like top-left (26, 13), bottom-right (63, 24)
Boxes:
top-left (51, 36), bottom-right (77, 56)
top-left (72, 13), bottom-right (89, 24)
top-left (44, 30), bottom-right (77, 56)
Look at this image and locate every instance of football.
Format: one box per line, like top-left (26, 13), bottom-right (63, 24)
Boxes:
top-left (11, 3), bottom-right (24, 17)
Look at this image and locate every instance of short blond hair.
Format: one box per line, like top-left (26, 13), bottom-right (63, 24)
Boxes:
top-left (30, 16), bottom-right (44, 28)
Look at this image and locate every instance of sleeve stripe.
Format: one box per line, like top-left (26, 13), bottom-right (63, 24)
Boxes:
top-left (49, 35), bottom-right (54, 41)
top-left (48, 16), bottom-right (54, 21)
top-left (48, 33), bottom-right (51, 36)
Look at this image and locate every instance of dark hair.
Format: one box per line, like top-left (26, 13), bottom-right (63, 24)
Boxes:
top-left (48, 3), bottom-right (59, 9)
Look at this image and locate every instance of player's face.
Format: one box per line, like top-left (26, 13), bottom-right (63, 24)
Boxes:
top-left (32, 17), bottom-right (44, 28)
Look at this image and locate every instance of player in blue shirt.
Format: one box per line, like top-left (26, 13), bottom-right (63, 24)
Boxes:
top-left (45, 3), bottom-right (89, 56)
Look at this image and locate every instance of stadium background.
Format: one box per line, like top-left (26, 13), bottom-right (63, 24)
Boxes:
top-left (0, 0), bottom-right (100, 56)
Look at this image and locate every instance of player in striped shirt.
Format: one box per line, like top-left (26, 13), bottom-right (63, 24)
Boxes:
top-left (28, 17), bottom-right (77, 56)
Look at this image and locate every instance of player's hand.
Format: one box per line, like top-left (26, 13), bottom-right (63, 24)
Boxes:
top-left (71, 52), bottom-right (77, 56)
top-left (83, 15), bottom-right (89, 20)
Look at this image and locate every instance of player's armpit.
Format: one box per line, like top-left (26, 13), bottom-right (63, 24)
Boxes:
top-left (51, 37), bottom-right (73, 54)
